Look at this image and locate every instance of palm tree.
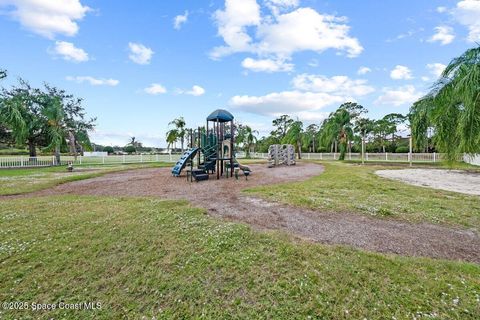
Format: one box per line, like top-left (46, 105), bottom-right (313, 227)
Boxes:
top-left (355, 118), bottom-right (374, 164)
top-left (243, 126), bottom-right (258, 158)
top-left (41, 95), bottom-right (66, 165)
top-left (166, 129), bottom-right (178, 152)
top-left (169, 117), bottom-right (186, 152)
top-left (303, 124), bottom-right (318, 152)
top-left (410, 46), bottom-right (480, 163)
top-left (283, 120), bottom-right (303, 159)
top-left (320, 108), bottom-right (353, 160)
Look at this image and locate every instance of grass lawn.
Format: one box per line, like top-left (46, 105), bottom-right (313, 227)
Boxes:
top-left (0, 163), bottom-right (172, 196)
top-left (246, 161), bottom-right (480, 229)
top-left (0, 196), bottom-right (478, 319)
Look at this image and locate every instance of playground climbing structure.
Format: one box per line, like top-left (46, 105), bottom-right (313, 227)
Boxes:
top-left (171, 109), bottom-right (251, 181)
top-left (268, 144), bottom-right (296, 167)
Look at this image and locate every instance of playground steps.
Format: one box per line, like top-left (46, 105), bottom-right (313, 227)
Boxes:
top-left (192, 169), bottom-right (209, 181)
top-left (171, 147), bottom-right (199, 176)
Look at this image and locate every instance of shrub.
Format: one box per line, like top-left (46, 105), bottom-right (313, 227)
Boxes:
top-left (103, 146), bottom-right (114, 154)
top-left (124, 145), bottom-right (136, 154)
top-left (395, 146), bottom-right (409, 153)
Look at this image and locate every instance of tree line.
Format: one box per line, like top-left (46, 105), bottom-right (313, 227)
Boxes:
top-left (0, 69), bottom-right (95, 163)
top-left (167, 46), bottom-right (480, 163)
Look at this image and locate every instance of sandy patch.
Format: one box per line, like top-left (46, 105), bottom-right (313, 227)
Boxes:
top-left (376, 169), bottom-right (480, 196)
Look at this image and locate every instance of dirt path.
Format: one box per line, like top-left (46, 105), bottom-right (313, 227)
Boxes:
top-left (3, 162), bottom-right (479, 263)
top-left (376, 169), bottom-right (480, 196)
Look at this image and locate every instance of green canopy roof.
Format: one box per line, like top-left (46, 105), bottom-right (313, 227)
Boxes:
top-left (206, 109), bottom-right (234, 122)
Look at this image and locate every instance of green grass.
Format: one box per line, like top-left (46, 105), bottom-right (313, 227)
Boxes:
top-left (0, 196), bottom-right (478, 319)
top-left (0, 163), bottom-right (172, 196)
top-left (246, 161), bottom-right (480, 228)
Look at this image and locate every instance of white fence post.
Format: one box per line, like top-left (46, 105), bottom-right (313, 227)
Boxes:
top-left (433, 152), bottom-right (436, 163)
top-left (366, 153), bottom-right (369, 161)
top-left (386, 153), bottom-right (388, 161)
top-left (52, 155), bottom-right (56, 166)
top-left (21, 156), bottom-right (24, 167)
top-left (140, 154), bottom-right (143, 163)
top-left (123, 155), bottom-right (126, 163)
top-left (102, 156), bottom-right (105, 164)
top-left (156, 154), bottom-right (159, 162)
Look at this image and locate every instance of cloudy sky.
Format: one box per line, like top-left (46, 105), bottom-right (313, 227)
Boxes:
top-left (0, 0), bottom-right (478, 147)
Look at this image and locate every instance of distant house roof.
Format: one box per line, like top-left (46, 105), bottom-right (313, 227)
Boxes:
top-left (206, 109), bottom-right (234, 122)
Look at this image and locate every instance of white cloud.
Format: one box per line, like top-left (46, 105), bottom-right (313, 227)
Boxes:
top-left (421, 76), bottom-right (430, 82)
top-left (173, 11), bottom-right (188, 30)
top-left (357, 66), bottom-right (371, 75)
top-left (453, 0), bottom-right (480, 42)
top-left (256, 8), bottom-right (363, 58)
top-left (51, 41), bottom-right (88, 62)
top-left (292, 74), bottom-right (375, 96)
top-left (390, 65), bottom-right (413, 80)
top-left (428, 26), bottom-right (455, 45)
top-left (266, 0), bottom-right (299, 8)
top-left (426, 63), bottom-right (446, 78)
top-left (128, 42), bottom-right (154, 65)
top-left (211, 0), bottom-right (261, 58)
top-left (211, 1), bottom-right (363, 70)
top-left (375, 85), bottom-right (422, 106)
top-left (265, 0), bottom-right (299, 15)
top-left (0, 0), bottom-right (90, 39)
top-left (229, 90), bottom-right (345, 119)
top-left (177, 85), bottom-right (205, 96)
top-left (66, 76), bottom-right (119, 86)
top-left (437, 6), bottom-right (447, 13)
top-left (144, 83), bottom-right (167, 95)
top-left (241, 57), bottom-right (293, 72)
top-left (229, 72), bottom-right (374, 119)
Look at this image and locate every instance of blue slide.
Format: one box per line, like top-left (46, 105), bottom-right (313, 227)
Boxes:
top-left (171, 147), bottom-right (199, 176)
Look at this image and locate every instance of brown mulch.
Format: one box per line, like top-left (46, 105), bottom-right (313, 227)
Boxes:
top-left (3, 162), bottom-right (479, 264)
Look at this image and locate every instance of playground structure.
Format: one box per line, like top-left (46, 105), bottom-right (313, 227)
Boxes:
top-left (268, 144), bottom-right (296, 167)
top-left (171, 109), bottom-right (250, 181)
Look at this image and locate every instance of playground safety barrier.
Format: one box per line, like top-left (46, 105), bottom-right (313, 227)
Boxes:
top-left (0, 152), bottom-right (468, 169)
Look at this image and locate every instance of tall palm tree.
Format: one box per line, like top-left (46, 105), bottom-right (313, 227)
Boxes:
top-left (169, 117), bottom-right (186, 152)
top-left (303, 124), bottom-right (318, 152)
top-left (355, 118), bottom-right (374, 164)
top-left (243, 126), bottom-right (258, 158)
top-left (410, 46), bottom-right (480, 162)
top-left (166, 129), bottom-right (178, 152)
top-left (320, 108), bottom-right (353, 160)
top-left (283, 120), bottom-right (303, 159)
top-left (41, 95), bottom-right (66, 165)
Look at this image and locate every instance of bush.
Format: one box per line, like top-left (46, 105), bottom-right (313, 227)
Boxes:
top-left (124, 145), bottom-right (136, 154)
top-left (103, 146), bottom-right (114, 154)
top-left (395, 146), bottom-right (409, 153)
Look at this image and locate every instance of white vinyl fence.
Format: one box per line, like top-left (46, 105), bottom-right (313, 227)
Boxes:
top-left (241, 152), bottom-right (449, 163)
top-left (0, 154), bottom-right (178, 168)
top-left (0, 152), bottom-right (466, 169)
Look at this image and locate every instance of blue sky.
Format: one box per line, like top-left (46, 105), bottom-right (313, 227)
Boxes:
top-left (0, 0), bottom-right (479, 147)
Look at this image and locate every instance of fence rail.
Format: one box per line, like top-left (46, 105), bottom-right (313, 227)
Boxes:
top-left (0, 152), bottom-right (467, 169)
top-left (240, 152), bottom-right (452, 163)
